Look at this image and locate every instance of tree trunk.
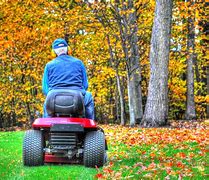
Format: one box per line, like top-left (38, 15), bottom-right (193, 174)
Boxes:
top-left (127, 73), bottom-right (136, 126)
top-left (26, 102), bottom-right (34, 125)
top-left (115, 0), bottom-right (143, 126)
top-left (141, 0), bottom-right (173, 127)
top-left (185, 0), bottom-right (196, 120)
top-left (185, 54), bottom-right (196, 120)
top-left (115, 84), bottom-right (119, 123)
top-left (194, 54), bottom-right (200, 83)
top-left (116, 73), bottom-right (126, 125)
top-left (128, 0), bottom-right (143, 126)
top-left (127, 66), bottom-right (143, 126)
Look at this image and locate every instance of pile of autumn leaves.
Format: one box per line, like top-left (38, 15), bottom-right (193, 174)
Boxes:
top-left (97, 121), bottom-right (209, 179)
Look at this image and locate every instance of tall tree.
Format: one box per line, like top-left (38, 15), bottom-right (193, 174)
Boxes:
top-left (141, 0), bottom-right (173, 127)
top-left (201, 2), bottom-right (209, 118)
top-left (185, 0), bottom-right (196, 120)
top-left (86, 1), bottom-right (127, 124)
top-left (106, 35), bottom-right (126, 125)
top-left (87, 0), bottom-right (144, 126)
top-left (112, 0), bottom-right (143, 126)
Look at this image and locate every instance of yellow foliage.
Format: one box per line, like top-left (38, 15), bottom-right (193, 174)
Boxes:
top-left (0, 0), bottom-right (207, 125)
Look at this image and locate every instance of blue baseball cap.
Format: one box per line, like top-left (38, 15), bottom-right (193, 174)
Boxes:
top-left (52, 38), bottom-right (68, 49)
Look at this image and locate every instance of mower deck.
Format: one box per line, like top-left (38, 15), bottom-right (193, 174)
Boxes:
top-left (44, 154), bottom-right (81, 164)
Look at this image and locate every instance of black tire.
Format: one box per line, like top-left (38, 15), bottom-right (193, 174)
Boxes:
top-left (84, 131), bottom-right (105, 168)
top-left (23, 130), bottom-right (44, 166)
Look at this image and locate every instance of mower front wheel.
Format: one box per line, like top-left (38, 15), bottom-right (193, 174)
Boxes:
top-left (84, 131), bottom-right (105, 168)
top-left (23, 130), bottom-right (44, 166)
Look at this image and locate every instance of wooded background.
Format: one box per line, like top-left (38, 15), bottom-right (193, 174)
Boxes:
top-left (0, 0), bottom-right (208, 128)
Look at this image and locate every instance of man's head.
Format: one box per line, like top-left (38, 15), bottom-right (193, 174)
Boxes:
top-left (52, 38), bottom-right (68, 56)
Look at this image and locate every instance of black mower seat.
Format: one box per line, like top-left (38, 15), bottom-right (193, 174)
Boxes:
top-left (45, 89), bottom-right (85, 117)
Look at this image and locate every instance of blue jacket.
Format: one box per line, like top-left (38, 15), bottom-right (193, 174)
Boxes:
top-left (42, 55), bottom-right (88, 96)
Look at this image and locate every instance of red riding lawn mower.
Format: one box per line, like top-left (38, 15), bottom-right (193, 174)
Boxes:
top-left (23, 89), bottom-right (107, 168)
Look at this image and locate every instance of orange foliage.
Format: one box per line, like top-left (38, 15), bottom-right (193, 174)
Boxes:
top-left (0, 0), bottom-right (208, 126)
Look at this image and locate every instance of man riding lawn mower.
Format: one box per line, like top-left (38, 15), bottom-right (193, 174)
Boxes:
top-left (22, 38), bottom-right (107, 168)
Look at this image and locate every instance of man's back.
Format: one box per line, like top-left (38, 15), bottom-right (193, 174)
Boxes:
top-left (43, 55), bottom-right (88, 96)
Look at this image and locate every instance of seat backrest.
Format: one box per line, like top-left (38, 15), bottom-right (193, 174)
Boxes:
top-left (46, 89), bottom-right (84, 117)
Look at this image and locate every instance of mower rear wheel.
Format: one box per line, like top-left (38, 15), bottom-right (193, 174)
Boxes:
top-left (84, 131), bottom-right (105, 168)
top-left (23, 130), bottom-right (44, 166)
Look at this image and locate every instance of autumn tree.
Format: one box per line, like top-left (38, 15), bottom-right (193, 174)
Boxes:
top-left (200, 2), bottom-right (209, 118)
top-left (88, 0), bottom-right (144, 126)
top-left (86, 1), bottom-right (127, 125)
top-left (0, 0), bottom-right (91, 126)
top-left (0, 0), bottom-right (208, 128)
top-left (113, 0), bottom-right (143, 126)
top-left (0, 0), bottom-right (60, 126)
top-left (168, 1), bottom-right (208, 120)
top-left (141, 0), bottom-right (173, 127)
top-left (106, 35), bottom-right (127, 125)
top-left (185, 0), bottom-right (196, 120)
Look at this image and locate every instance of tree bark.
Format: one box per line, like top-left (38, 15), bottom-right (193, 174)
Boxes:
top-left (116, 73), bottom-right (126, 125)
top-left (127, 0), bottom-right (143, 126)
top-left (185, 0), bottom-right (196, 120)
top-left (141, 0), bottom-right (173, 127)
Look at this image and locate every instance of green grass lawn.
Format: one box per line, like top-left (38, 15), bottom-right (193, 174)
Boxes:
top-left (0, 124), bottom-right (208, 180)
top-left (0, 131), bottom-right (97, 180)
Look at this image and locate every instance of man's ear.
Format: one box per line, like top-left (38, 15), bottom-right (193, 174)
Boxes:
top-left (51, 49), bottom-right (57, 58)
top-left (68, 46), bottom-right (72, 55)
